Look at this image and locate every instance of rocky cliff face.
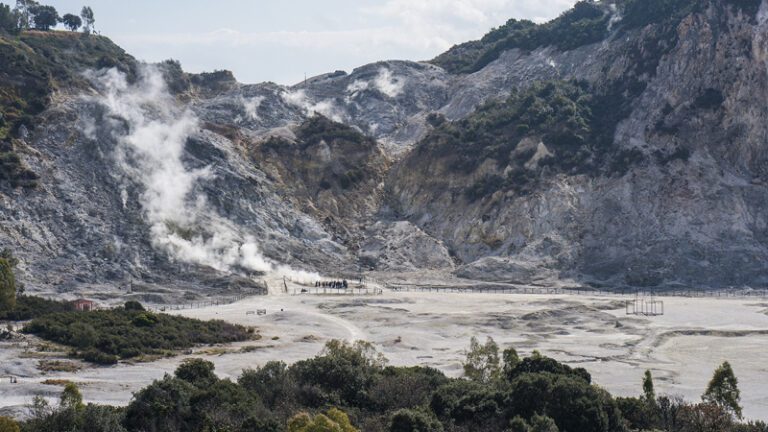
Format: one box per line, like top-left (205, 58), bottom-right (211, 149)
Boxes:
top-left (391, 0), bottom-right (768, 287)
top-left (2, 0), bottom-right (768, 294)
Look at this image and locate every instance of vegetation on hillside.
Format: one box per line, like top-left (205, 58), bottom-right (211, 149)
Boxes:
top-left (261, 115), bottom-right (382, 193)
top-left (0, 248), bottom-right (21, 313)
top-left (0, 3), bottom-right (125, 188)
top-left (22, 303), bottom-right (254, 364)
top-left (432, 0), bottom-right (762, 75)
top-left (10, 338), bottom-right (766, 432)
top-left (411, 80), bottom-right (654, 201)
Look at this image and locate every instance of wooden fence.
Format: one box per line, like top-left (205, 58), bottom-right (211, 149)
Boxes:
top-left (147, 286), bottom-right (268, 312)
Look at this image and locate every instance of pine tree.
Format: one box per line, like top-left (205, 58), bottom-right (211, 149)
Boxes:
top-left (703, 361), bottom-right (742, 419)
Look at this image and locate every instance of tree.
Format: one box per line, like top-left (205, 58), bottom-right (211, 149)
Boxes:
top-left (80, 5), bottom-right (94, 33)
top-left (60, 382), bottom-right (85, 411)
top-left (677, 403), bottom-right (734, 432)
top-left (643, 370), bottom-right (655, 402)
top-left (529, 414), bottom-right (559, 432)
top-left (509, 416), bottom-right (530, 432)
top-left (124, 300), bottom-right (145, 311)
top-left (28, 4), bottom-right (57, 30)
top-left (13, 0), bottom-right (37, 29)
top-left (287, 408), bottom-right (358, 432)
top-left (0, 4), bottom-right (20, 33)
top-left (291, 340), bottom-right (387, 407)
top-left (389, 409), bottom-right (443, 432)
top-left (502, 347), bottom-right (521, 375)
top-left (124, 375), bottom-right (197, 432)
top-left (0, 258), bottom-right (16, 312)
top-left (462, 336), bottom-right (500, 383)
top-left (175, 358), bottom-right (217, 387)
top-left (239, 361), bottom-right (292, 409)
top-left (60, 13), bottom-right (81, 31)
top-left (703, 361), bottom-right (742, 419)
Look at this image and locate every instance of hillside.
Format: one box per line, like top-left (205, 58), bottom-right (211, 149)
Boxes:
top-left (0, 31), bottom-right (134, 188)
top-left (2, 0), bottom-right (768, 292)
top-left (392, 0), bottom-right (768, 287)
top-left (432, 0), bottom-right (762, 74)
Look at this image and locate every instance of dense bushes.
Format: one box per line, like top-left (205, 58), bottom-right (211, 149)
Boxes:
top-left (23, 306), bottom-right (252, 363)
top-left (0, 295), bottom-right (73, 321)
top-left (15, 339), bottom-right (768, 432)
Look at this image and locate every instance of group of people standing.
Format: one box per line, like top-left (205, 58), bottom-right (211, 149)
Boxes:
top-left (315, 280), bottom-right (349, 289)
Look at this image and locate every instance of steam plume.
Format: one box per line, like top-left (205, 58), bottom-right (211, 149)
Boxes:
top-left (87, 66), bottom-right (317, 283)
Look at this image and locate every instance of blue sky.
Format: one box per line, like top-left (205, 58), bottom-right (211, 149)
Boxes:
top-left (45, 0), bottom-right (577, 85)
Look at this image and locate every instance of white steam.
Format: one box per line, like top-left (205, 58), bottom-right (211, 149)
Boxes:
top-left (373, 68), bottom-right (404, 98)
top-left (87, 66), bottom-right (317, 282)
top-left (607, 4), bottom-right (622, 31)
top-left (346, 68), bottom-right (404, 98)
top-left (241, 95), bottom-right (264, 121)
top-left (281, 89), bottom-right (343, 122)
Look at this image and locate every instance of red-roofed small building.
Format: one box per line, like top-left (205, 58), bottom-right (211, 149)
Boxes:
top-left (72, 299), bottom-right (95, 311)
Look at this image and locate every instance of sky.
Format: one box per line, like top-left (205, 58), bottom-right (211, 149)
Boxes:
top-left (45, 0), bottom-right (577, 85)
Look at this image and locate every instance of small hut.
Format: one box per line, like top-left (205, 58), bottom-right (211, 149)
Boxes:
top-left (72, 299), bottom-right (95, 311)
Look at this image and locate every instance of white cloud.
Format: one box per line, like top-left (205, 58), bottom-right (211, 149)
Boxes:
top-left (113, 1), bottom-right (577, 84)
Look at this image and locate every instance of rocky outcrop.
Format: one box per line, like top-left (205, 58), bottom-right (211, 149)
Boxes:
top-left (390, 1), bottom-right (768, 287)
top-left (360, 221), bottom-right (454, 271)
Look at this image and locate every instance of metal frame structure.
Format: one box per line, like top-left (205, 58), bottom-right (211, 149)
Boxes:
top-left (626, 291), bottom-right (664, 316)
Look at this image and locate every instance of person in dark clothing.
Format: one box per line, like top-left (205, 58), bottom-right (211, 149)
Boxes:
top-left (343, 280), bottom-right (348, 288)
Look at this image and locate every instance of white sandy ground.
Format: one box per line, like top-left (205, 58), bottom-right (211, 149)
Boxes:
top-left (2, 289), bottom-right (768, 420)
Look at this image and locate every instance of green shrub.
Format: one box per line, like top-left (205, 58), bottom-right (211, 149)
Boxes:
top-left (0, 295), bottom-right (73, 321)
top-left (0, 258), bottom-right (15, 312)
top-left (82, 349), bottom-right (118, 365)
top-left (390, 408), bottom-right (444, 432)
top-left (124, 301), bottom-right (145, 311)
top-left (131, 312), bottom-right (159, 327)
top-left (23, 308), bottom-right (251, 363)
